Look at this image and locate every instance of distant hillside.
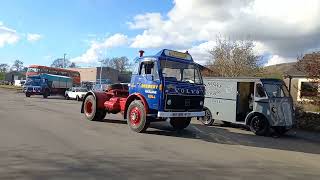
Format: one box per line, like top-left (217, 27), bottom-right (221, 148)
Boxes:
top-left (262, 62), bottom-right (305, 78)
top-left (265, 62), bottom-right (296, 73)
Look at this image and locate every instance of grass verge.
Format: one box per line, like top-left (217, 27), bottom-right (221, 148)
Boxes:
top-left (0, 85), bottom-right (23, 91)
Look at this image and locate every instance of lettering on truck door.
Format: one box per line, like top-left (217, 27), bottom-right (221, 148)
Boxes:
top-left (137, 61), bottom-right (160, 110)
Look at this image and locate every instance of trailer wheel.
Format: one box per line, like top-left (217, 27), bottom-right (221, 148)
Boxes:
top-left (127, 100), bottom-right (149, 133)
top-left (25, 93), bottom-right (31, 97)
top-left (43, 89), bottom-right (49, 98)
top-left (250, 115), bottom-right (270, 136)
top-left (83, 95), bottom-right (106, 121)
top-left (199, 107), bottom-right (214, 126)
top-left (170, 118), bottom-right (191, 130)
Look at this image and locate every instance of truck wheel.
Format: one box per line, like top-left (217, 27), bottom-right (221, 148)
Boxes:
top-left (126, 100), bottom-right (149, 133)
top-left (43, 89), bottom-right (49, 98)
top-left (83, 95), bottom-right (106, 121)
top-left (25, 93), bottom-right (31, 97)
top-left (65, 95), bottom-right (70, 100)
top-left (199, 107), bottom-right (214, 126)
top-left (76, 95), bottom-right (80, 101)
top-left (170, 118), bottom-right (191, 130)
top-left (250, 115), bottom-right (270, 136)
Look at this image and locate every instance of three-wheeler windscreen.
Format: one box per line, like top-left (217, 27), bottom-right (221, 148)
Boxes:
top-left (160, 60), bottom-right (203, 84)
top-left (263, 83), bottom-right (290, 98)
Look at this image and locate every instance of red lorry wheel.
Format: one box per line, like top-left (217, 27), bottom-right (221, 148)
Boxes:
top-left (85, 101), bottom-right (93, 114)
top-left (129, 107), bottom-right (141, 127)
top-left (127, 100), bottom-right (149, 133)
top-left (84, 95), bottom-right (106, 121)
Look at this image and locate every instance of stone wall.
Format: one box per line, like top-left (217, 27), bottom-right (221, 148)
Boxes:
top-left (295, 106), bottom-right (320, 132)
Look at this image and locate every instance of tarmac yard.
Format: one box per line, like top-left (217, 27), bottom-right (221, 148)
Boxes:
top-left (0, 88), bottom-right (320, 180)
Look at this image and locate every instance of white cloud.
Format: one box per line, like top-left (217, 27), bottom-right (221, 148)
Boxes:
top-left (265, 55), bottom-right (296, 66)
top-left (71, 33), bottom-right (129, 63)
top-left (186, 41), bottom-right (216, 64)
top-left (127, 0), bottom-right (320, 65)
top-left (27, 33), bottom-right (42, 42)
top-left (0, 22), bottom-right (20, 47)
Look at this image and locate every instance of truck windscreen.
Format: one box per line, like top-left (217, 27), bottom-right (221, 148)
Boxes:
top-left (160, 60), bottom-right (202, 84)
top-left (263, 83), bottom-right (290, 98)
top-left (25, 78), bottom-right (41, 86)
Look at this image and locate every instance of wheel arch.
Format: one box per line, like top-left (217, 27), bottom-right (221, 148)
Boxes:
top-left (124, 93), bottom-right (149, 119)
top-left (81, 91), bottom-right (96, 113)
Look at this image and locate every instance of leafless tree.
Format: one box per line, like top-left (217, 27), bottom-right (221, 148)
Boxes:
top-left (101, 56), bottom-right (130, 72)
top-left (51, 58), bottom-right (77, 68)
top-left (207, 36), bottom-right (262, 77)
top-left (11, 60), bottom-right (24, 72)
top-left (0, 63), bottom-right (9, 73)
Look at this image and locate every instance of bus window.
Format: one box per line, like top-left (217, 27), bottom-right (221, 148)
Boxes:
top-left (40, 68), bottom-right (48, 73)
top-left (27, 67), bottom-right (38, 72)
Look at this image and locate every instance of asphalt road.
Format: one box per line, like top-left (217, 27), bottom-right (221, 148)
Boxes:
top-left (0, 88), bottom-right (320, 180)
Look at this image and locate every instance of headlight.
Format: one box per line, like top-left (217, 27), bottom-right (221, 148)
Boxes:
top-left (167, 99), bottom-right (172, 105)
top-left (200, 101), bottom-right (203, 106)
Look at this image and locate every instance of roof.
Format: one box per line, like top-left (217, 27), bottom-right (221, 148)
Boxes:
top-left (284, 65), bottom-right (306, 77)
top-left (29, 65), bottom-right (79, 73)
top-left (204, 77), bottom-right (283, 83)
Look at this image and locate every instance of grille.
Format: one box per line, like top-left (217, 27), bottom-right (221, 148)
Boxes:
top-left (165, 94), bottom-right (204, 112)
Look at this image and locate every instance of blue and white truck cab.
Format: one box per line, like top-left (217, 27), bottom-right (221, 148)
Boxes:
top-left (81, 49), bottom-right (205, 132)
top-left (130, 49), bottom-right (206, 126)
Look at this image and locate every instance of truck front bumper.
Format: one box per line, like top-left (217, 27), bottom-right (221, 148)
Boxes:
top-left (157, 111), bottom-right (205, 118)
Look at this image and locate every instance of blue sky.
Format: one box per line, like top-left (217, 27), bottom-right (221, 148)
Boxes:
top-left (0, 0), bottom-right (319, 67)
top-left (0, 0), bottom-right (171, 67)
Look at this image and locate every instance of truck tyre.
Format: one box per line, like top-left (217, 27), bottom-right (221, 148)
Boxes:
top-left (170, 118), bottom-right (191, 130)
top-left (65, 95), bottom-right (70, 100)
top-left (25, 93), bottom-right (31, 97)
top-left (199, 107), bottom-right (214, 126)
top-left (83, 95), bottom-right (106, 121)
top-left (126, 100), bottom-right (149, 133)
top-left (250, 115), bottom-right (270, 136)
top-left (43, 89), bottom-right (49, 98)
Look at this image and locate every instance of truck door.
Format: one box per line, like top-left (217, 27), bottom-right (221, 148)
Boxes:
top-left (135, 61), bottom-right (161, 110)
top-left (263, 83), bottom-right (294, 127)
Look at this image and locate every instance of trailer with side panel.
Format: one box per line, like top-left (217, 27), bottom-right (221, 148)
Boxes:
top-left (81, 49), bottom-right (205, 133)
top-left (24, 73), bottom-right (73, 98)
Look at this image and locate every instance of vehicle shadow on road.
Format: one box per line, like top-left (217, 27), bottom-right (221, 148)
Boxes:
top-left (97, 117), bottom-right (320, 155)
top-left (100, 118), bottom-right (127, 124)
top-left (191, 123), bottom-right (320, 155)
top-left (146, 121), bottom-right (320, 155)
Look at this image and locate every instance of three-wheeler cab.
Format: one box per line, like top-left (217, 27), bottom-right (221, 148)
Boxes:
top-left (199, 78), bottom-right (294, 136)
top-left (81, 49), bottom-right (205, 132)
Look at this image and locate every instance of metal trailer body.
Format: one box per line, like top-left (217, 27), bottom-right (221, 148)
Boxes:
top-left (203, 78), bottom-right (294, 135)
